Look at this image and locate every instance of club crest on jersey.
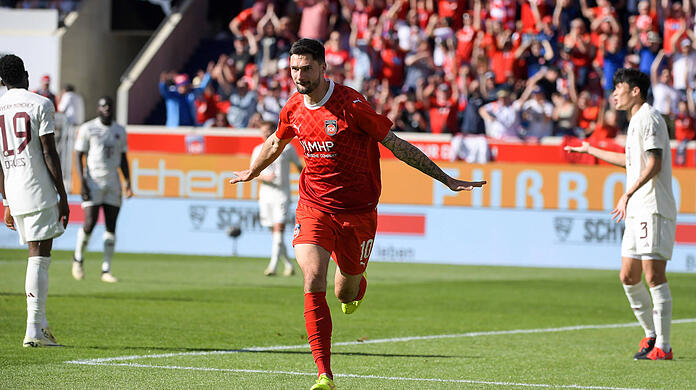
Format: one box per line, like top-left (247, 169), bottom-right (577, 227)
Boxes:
top-left (324, 120), bottom-right (338, 136)
top-left (293, 223), bottom-right (301, 238)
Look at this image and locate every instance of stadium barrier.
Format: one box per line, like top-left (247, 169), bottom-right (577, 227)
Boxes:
top-left (2, 127), bottom-right (694, 272)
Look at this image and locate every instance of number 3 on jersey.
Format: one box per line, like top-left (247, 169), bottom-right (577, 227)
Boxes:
top-left (360, 239), bottom-right (374, 261)
top-left (0, 112), bottom-right (32, 156)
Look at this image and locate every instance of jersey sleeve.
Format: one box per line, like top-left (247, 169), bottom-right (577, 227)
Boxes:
top-left (275, 102), bottom-right (297, 140)
top-left (347, 95), bottom-right (392, 141)
top-left (37, 99), bottom-right (55, 136)
top-left (642, 114), bottom-right (661, 151)
top-left (120, 126), bottom-right (128, 153)
top-left (74, 123), bottom-right (89, 152)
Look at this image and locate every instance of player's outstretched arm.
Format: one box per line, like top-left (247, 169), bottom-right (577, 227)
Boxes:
top-left (230, 133), bottom-right (292, 184)
top-left (564, 141), bottom-right (626, 167)
top-left (380, 131), bottom-right (486, 191)
top-left (40, 133), bottom-right (70, 228)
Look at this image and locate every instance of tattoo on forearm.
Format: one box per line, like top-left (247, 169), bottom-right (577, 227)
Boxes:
top-left (381, 132), bottom-right (448, 184)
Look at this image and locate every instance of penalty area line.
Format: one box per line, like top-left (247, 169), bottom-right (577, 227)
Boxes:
top-left (69, 361), bottom-right (647, 390)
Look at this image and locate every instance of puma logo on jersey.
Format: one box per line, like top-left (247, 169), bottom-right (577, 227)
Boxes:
top-left (292, 123), bottom-right (301, 132)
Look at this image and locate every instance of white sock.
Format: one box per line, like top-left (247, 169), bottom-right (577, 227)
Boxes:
top-left (102, 232), bottom-right (115, 273)
top-left (74, 228), bottom-right (90, 262)
top-left (25, 256), bottom-right (50, 339)
top-left (623, 283), bottom-right (656, 338)
top-left (267, 231), bottom-right (282, 272)
top-left (650, 283), bottom-right (672, 352)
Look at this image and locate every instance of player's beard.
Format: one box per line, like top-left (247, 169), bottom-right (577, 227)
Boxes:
top-left (294, 77), bottom-right (320, 95)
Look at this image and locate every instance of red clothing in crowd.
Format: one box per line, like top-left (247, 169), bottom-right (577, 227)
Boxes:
top-left (675, 113), bottom-right (695, 141)
top-left (490, 47), bottom-right (515, 85)
top-left (428, 96), bottom-right (458, 134)
top-left (664, 17), bottom-right (687, 54)
top-left (455, 24), bottom-right (478, 65)
top-left (276, 81), bottom-right (392, 214)
top-left (325, 47), bottom-right (350, 68)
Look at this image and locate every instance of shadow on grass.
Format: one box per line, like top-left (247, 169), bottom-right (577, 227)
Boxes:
top-left (70, 346), bottom-right (469, 359)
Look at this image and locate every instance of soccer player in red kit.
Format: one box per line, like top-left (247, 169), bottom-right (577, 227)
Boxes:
top-left (230, 38), bottom-right (486, 390)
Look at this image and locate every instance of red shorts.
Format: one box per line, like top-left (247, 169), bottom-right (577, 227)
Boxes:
top-left (293, 202), bottom-right (377, 275)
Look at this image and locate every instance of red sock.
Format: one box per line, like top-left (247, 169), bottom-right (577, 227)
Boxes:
top-left (304, 292), bottom-right (332, 378)
top-left (355, 275), bottom-right (367, 301)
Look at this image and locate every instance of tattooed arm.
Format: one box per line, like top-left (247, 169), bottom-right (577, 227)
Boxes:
top-left (380, 131), bottom-right (486, 191)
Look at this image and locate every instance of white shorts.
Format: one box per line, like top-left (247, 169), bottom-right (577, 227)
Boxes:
top-left (83, 177), bottom-right (122, 208)
top-left (621, 214), bottom-right (676, 261)
top-left (14, 204), bottom-right (65, 245)
top-left (258, 199), bottom-right (289, 227)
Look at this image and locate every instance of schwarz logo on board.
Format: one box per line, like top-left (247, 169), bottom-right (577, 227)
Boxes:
top-left (554, 216), bottom-right (625, 244)
top-left (325, 120), bottom-right (337, 136)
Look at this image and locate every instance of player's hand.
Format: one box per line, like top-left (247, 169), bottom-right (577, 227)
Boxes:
top-left (446, 177), bottom-right (486, 191)
top-left (80, 180), bottom-right (91, 201)
top-left (610, 192), bottom-right (630, 223)
top-left (564, 141), bottom-right (590, 154)
top-left (58, 197), bottom-right (70, 228)
top-left (228, 169), bottom-right (256, 184)
top-left (4, 206), bottom-right (15, 230)
top-left (124, 185), bottom-right (134, 198)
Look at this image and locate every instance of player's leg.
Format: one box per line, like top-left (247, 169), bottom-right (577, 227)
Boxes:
top-left (643, 259), bottom-right (672, 359)
top-left (332, 210), bottom-right (376, 314)
top-left (292, 203), bottom-right (337, 386)
top-left (619, 217), bottom-right (657, 359)
top-left (295, 243), bottom-right (334, 382)
top-left (259, 201), bottom-right (277, 275)
top-left (73, 205), bottom-right (99, 280)
top-left (273, 222), bottom-right (294, 276)
top-left (100, 204), bottom-right (120, 282)
top-left (18, 206), bottom-right (64, 347)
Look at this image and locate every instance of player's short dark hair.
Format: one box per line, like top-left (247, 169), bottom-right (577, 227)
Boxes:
top-left (289, 38), bottom-right (325, 64)
top-left (613, 68), bottom-right (650, 100)
top-left (0, 54), bottom-right (26, 87)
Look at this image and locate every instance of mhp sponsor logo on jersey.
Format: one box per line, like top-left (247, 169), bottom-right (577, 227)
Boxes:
top-left (324, 120), bottom-right (338, 136)
top-left (553, 215), bottom-right (624, 244)
top-left (299, 140), bottom-right (336, 158)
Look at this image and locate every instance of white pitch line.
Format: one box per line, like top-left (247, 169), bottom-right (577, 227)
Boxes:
top-left (67, 361), bottom-right (647, 390)
top-left (64, 319), bottom-right (696, 390)
top-left (65, 318), bottom-right (696, 364)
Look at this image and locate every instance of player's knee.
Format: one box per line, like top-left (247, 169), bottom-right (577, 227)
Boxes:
top-left (103, 231), bottom-right (115, 246)
top-left (619, 272), bottom-right (639, 286)
top-left (644, 273), bottom-right (667, 288)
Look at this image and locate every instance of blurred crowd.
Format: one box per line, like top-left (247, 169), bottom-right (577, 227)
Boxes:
top-left (158, 0), bottom-right (696, 156)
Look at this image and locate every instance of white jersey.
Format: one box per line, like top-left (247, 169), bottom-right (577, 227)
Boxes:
top-left (75, 118), bottom-right (127, 182)
top-left (625, 103), bottom-right (677, 221)
top-left (0, 89), bottom-right (59, 215)
top-left (251, 142), bottom-right (302, 202)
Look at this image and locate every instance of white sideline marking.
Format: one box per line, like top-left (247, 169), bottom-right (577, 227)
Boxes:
top-left (65, 318), bottom-right (696, 389)
top-left (66, 361), bottom-right (646, 390)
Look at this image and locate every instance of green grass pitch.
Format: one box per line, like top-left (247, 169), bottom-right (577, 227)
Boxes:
top-left (0, 249), bottom-right (695, 389)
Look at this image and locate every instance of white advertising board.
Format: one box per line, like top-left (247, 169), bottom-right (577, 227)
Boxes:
top-left (1, 196), bottom-right (694, 273)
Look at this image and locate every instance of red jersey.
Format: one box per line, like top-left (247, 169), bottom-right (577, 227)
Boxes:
top-left (276, 81), bottom-right (392, 213)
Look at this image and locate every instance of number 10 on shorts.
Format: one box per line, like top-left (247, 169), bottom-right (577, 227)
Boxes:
top-left (360, 239), bottom-right (374, 261)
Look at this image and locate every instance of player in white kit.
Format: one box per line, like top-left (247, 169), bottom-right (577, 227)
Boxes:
top-left (72, 96), bottom-right (132, 283)
top-left (0, 54), bottom-right (70, 347)
top-left (252, 121), bottom-right (303, 276)
top-left (566, 68), bottom-right (677, 360)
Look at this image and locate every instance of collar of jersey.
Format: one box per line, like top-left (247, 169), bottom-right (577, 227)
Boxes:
top-left (303, 79), bottom-right (334, 110)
